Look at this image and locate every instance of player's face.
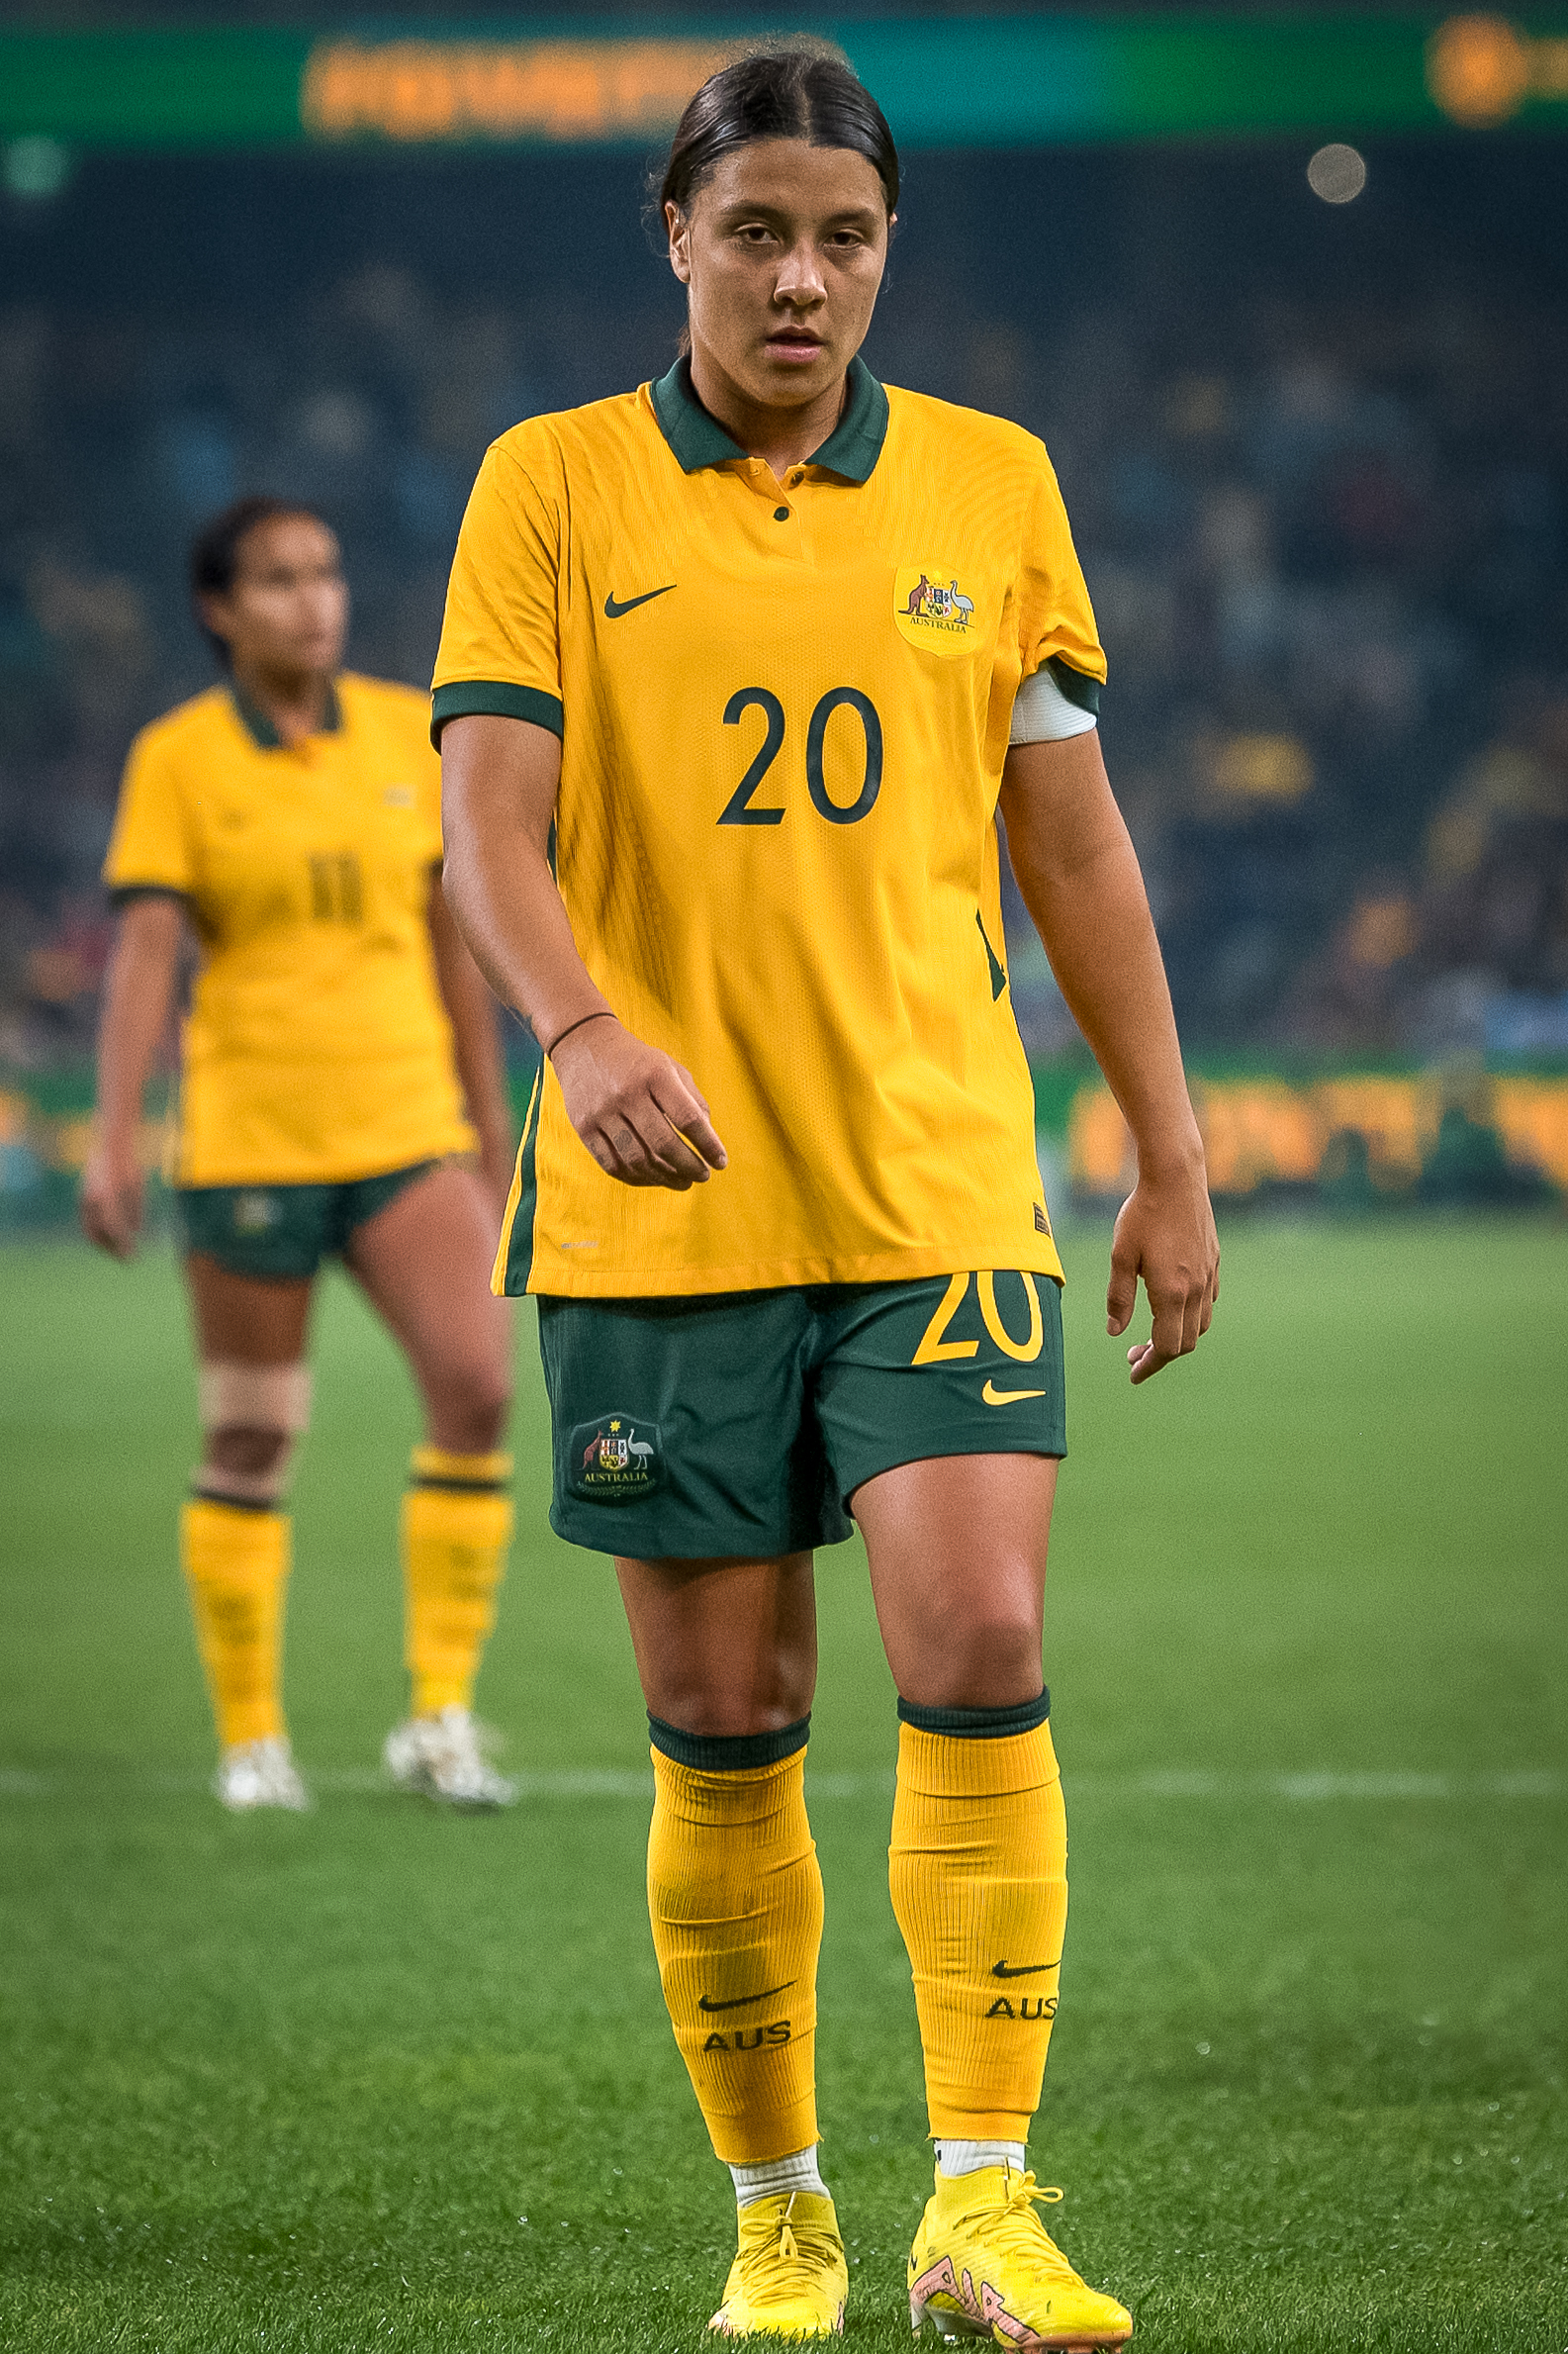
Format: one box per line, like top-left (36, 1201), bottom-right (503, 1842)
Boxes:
top-left (204, 516), bottom-right (347, 681)
top-left (667, 139), bottom-right (891, 412)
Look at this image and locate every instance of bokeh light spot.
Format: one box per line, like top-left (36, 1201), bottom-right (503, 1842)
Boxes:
top-left (1307, 143), bottom-right (1367, 204)
top-left (4, 138), bottom-right (73, 203)
top-left (1427, 15), bottom-right (1532, 126)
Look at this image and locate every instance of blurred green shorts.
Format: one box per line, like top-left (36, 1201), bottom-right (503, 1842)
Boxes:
top-left (176, 1160), bottom-right (438, 1282)
top-left (537, 1269), bottom-right (1065, 1560)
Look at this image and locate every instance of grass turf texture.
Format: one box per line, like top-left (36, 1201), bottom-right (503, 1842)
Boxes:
top-left (0, 1219), bottom-right (1564, 2354)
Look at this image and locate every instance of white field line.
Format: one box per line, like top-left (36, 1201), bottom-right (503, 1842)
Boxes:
top-left (0, 1765), bottom-right (1561, 1801)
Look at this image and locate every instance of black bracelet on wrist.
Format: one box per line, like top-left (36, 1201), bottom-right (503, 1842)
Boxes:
top-left (544, 1009), bottom-right (615, 1061)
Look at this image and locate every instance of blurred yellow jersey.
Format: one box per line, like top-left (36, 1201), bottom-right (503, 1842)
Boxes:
top-left (104, 674), bottom-right (474, 1187)
top-left (433, 359), bottom-right (1105, 1299)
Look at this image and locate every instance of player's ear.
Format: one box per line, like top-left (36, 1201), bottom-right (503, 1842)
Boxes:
top-left (198, 593), bottom-right (234, 654)
top-left (876, 211), bottom-right (896, 298)
top-left (665, 200), bottom-right (692, 286)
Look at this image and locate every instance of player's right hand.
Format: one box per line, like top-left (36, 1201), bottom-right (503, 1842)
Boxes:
top-left (550, 1015), bottom-right (727, 1190)
top-left (79, 1141), bottom-right (144, 1259)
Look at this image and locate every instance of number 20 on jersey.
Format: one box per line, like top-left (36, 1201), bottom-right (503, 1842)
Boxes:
top-left (719, 688), bottom-right (883, 827)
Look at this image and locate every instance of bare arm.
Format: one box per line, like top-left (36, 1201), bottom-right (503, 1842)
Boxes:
top-left (438, 713), bottom-right (726, 1189)
top-left (425, 869), bottom-right (515, 1211)
top-left (1000, 729), bottom-right (1218, 1381)
top-left (79, 893), bottom-right (184, 1259)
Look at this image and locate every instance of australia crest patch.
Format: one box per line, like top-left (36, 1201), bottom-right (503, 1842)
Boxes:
top-left (232, 1190), bottom-right (280, 1235)
top-left (894, 566), bottom-right (978, 659)
top-left (567, 1415), bottom-right (664, 1504)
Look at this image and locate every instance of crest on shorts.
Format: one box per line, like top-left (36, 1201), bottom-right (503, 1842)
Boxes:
top-left (566, 1415), bottom-right (664, 1504)
top-left (894, 567), bottom-right (978, 659)
top-left (232, 1190), bottom-right (279, 1234)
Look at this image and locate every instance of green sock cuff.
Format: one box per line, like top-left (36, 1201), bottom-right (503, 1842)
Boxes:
top-left (409, 1446), bottom-right (511, 1493)
top-left (648, 1715), bottom-right (810, 1772)
top-left (897, 1690), bottom-right (1050, 1740)
top-left (188, 1486), bottom-right (283, 1516)
top-left (409, 1474), bottom-right (509, 1493)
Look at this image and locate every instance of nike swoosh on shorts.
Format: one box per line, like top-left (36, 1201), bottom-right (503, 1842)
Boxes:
top-left (981, 1380), bottom-right (1047, 1405)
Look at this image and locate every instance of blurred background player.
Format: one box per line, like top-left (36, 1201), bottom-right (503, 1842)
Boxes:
top-left (80, 496), bottom-right (517, 1813)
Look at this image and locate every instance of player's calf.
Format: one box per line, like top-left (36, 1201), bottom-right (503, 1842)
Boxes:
top-left (184, 1359), bottom-right (313, 1806)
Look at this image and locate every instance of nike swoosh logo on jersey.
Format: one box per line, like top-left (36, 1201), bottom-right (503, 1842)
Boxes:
top-left (603, 584), bottom-right (677, 618)
top-left (991, 1960), bottom-right (1061, 1979)
top-left (697, 1981), bottom-right (794, 2014)
top-left (982, 1380), bottom-right (1047, 1406)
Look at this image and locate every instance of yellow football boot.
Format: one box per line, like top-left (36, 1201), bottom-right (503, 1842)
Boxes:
top-left (708, 2190), bottom-right (848, 2340)
top-left (908, 2166), bottom-right (1132, 2350)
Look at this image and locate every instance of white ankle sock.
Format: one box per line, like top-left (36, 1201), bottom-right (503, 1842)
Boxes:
top-left (935, 2137), bottom-right (1028, 2177)
top-left (728, 2146), bottom-right (829, 2208)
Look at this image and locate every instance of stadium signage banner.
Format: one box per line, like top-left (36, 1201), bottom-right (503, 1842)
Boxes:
top-left (301, 37), bottom-right (742, 144)
top-left (5, 1075), bottom-right (1566, 1223)
top-left (1069, 1074), bottom-right (1568, 1200)
top-left (4, 14), bottom-right (1568, 152)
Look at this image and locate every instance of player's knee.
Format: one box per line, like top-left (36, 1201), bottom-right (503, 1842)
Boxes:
top-left (650, 1680), bottom-right (815, 1740)
top-left (195, 1361), bottom-right (311, 1507)
top-left (638, 1625), bottom-right (816, 1738)
top-left (908, 1600), bottom-right (1044, 1712)
top-left (208, 1425), bottom-right (293, 1478)
top-left (430, 1360), bottom-right (511, 1454)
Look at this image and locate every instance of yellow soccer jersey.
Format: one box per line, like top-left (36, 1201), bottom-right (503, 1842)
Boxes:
top-left (104, 674), bottom-right (475, 1187)
top-left (433, 358), bottom-right (1105, 1299)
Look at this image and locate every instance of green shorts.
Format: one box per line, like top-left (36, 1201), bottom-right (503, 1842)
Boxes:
top-left (176, 1160), bottom-right (438, 1282)
top-left (537, 1270), bottom-right (1065, 1560)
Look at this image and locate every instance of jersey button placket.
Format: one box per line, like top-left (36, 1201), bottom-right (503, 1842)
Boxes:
top-left (776, 467), bottom-right (809, 522)
top-left (772, 502), bottom-right (805, 559)
top-left (743, 458), bottom-right (803, 558)
top-left (772, 470), bottom-right (808, 557)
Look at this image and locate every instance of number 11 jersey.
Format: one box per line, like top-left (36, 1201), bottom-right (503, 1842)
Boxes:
top-left (104, 677), bottom-right (473, 1186)
top-left (433, 357), bottom-right (1106, 1299)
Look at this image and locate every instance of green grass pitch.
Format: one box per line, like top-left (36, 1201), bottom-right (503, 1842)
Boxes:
top-left (1, 1216), bottom-right (1564, 2353)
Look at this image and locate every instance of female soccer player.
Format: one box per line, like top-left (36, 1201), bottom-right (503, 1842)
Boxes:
top-left (82, 497), bottom-right (517, 1814)
top-left (437, 46), bottom-right (1217, 2346)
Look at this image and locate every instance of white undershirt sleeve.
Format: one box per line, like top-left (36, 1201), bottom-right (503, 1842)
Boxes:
top-left (1008, 663), bottom-right (1099, 746)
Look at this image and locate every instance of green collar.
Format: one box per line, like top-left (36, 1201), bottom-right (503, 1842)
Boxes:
top-left (650, 354), bottom-right (889, 483)
top-left (231, 680), bottom-right (343, 749)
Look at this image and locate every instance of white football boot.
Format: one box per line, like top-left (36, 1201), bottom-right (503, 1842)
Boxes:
top-left (214, 1736), bottom-right (311, 1813)
top-left (382, 1706), bottom-right (515, 1808)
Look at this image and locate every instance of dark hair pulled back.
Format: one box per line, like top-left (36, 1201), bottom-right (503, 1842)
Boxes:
top-left (658, 42), bottom-right (899, 221)
top-left (189, 495), bottom-right (329, 669)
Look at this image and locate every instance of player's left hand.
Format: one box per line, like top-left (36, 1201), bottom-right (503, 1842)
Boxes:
top-left (1106, 1157), bottom-right (1219, 1384)
top-left (79, 1137), bottom-right (144, 1262)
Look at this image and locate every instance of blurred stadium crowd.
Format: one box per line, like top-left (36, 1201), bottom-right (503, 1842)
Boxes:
top-left (2, 135), bottom-right (1566, 1094)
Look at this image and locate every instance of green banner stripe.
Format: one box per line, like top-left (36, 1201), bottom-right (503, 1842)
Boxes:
top-left (3, 16), bottom-right (1568, 151)
top-left (0, 31), bottom-right (311, 145)
top-left (1101, 19), bottom-right (1441, 138)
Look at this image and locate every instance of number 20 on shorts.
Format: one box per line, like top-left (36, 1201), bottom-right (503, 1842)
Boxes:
top-left (913, 1272), bottom-right (1045, 1365)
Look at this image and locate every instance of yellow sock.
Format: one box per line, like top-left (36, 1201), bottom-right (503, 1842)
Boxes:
top-left (403, 1448), bottom-right (513, 1717)
top-left (647, 1724), bottom-right (822, 2165)
top-left (180, 1497), bottom-right (290, 1749)
top-left (889, 1701), bottom-right (1066, 2141)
